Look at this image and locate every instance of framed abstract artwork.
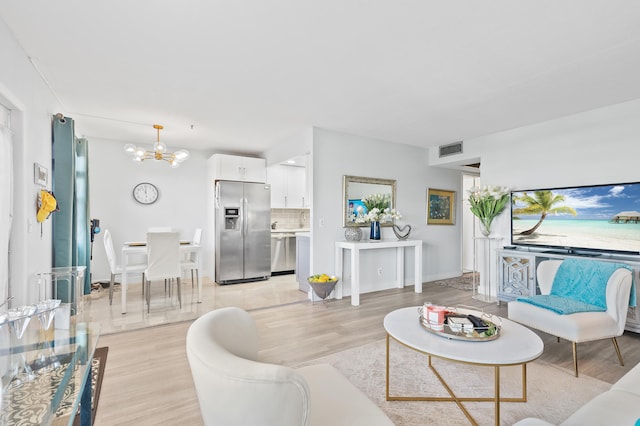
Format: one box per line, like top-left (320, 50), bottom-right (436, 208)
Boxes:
top-left (427, 188), bottom-right (455, 225)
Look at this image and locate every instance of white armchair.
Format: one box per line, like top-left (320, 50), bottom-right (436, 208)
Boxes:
top-left (508, 259), bottom-right (633, 377)
top-left (186, 307), bottom-right (393, 426)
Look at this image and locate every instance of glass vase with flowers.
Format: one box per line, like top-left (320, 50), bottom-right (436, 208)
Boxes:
top-left (468, 185), bottom-right (510, 236)
top-left (350, 193), bottom-right (401, 240)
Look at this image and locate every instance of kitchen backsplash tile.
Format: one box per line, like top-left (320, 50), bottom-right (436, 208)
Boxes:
top-left (271, 208), bottom-right (310, 229)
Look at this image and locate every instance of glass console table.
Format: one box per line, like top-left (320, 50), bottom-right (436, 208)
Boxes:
top-left (0, 319), bottom-right (100, 425)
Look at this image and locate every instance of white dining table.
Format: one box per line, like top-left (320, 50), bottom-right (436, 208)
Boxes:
top-left (120, 241), bottom-right (202, 314)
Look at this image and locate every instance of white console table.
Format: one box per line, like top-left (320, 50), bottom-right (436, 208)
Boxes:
top-left (335, 239), bottom-right (422, 306)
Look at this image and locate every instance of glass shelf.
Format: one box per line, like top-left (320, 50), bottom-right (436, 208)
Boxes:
top-left (0, 320), bottom-right (100, 425)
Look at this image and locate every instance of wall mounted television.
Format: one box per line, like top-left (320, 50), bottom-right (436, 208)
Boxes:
top-left (511, 182), bottom-right (640, 256)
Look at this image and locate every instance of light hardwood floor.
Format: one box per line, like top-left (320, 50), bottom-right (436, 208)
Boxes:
top-left (95, 279), bottom-right (640, 426)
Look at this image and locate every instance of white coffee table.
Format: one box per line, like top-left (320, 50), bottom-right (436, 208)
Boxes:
top-left (383, 307), bottom-right (544, 426)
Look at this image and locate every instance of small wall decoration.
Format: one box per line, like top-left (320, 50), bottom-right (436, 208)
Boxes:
top-left (427, 188), bottom-right (455, 225)
top-left (34, 163), bottom-right (48, 186)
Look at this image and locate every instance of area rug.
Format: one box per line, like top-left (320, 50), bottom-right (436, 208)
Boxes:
top-left (294, 340), bottom-right (610, 425)
top-left (432, 272), bottom-right (477, 291)
top-left (0, 346), bottom-right (108, 425)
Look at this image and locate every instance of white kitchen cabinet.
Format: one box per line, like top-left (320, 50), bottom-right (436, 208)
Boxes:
top-left (210, 153), bottom-right (266, 183)
top-left (267, 164), bottom-right (307, 208)
top-left (267, 165), bottom-right (286, 207)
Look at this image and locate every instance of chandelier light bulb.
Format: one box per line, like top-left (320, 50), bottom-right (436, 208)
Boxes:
top-left (124, 143), bottom-right (136, 153)
top-left (174, 149), bottom-right (189, 161)
top-left (155, 142), bottom-right (167, 153)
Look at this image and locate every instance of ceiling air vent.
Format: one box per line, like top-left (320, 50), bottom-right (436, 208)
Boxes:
top-left (439, 141), bottom-right (463, 157)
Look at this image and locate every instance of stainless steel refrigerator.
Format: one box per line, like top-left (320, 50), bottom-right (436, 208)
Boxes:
top-left (215, 180), bottom-right (271, 284)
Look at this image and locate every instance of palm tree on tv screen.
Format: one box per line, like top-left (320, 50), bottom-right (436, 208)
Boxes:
top-left (513, 190), bottom-right (577, 235)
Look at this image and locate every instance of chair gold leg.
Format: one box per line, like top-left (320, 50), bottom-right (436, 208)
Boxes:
top-left (612, 337), bottom-right (624, 366)
top-left (572, 342), bottom-right (578, 377)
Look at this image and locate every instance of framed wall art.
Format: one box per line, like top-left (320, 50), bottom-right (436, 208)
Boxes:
top-left (427, 188), bottom-right (455, 225)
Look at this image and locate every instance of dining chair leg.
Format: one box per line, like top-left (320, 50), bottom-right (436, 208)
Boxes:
top-left (146, 279), bottom-right (151, 313)
top-left (191, 270), bottom-right (195, 288)
top-left (177, 277), bottom-right (182, 308)
top-left (109, 273), bottom-right (115, 305)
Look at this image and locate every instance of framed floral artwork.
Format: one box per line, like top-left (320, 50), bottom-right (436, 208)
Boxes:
top-left (427, 188), bottom-right (455, 225)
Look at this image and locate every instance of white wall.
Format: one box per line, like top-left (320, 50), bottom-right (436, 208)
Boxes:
top-left (263, 128), bottom-right (312, 166)
top-left (0, 19), bottom-right (62, 306)
top-left (474, 98), bottom-right (640, 238)
top-left (89, 138), bottom-right (209, 282)
top-left (433, 98), bottom-right (640, 295)
top-left (311, 128), bottom-right (462, 296)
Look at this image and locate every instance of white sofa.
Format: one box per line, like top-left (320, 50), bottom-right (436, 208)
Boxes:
top-left (508, 258), bottom-right (633, 376)
top-left (514, 360), bottom-right (640, 425)
top-left (186, 307), bottom-right (394, 426)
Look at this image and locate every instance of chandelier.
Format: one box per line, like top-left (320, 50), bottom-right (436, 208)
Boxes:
top-left (124, 124), bottom-right (190, 168)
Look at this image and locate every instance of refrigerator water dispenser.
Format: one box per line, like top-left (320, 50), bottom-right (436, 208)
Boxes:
top-left (224, 208), bottom-right (239, 230)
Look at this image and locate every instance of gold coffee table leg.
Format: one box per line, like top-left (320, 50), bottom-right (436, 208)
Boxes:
top-left (386, 334), bottom-right (529, 426)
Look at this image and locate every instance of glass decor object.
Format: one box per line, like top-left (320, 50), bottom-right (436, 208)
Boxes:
top-left (344, 227), bottom-right (362, 241)
top-left (392, 224), bottom-right (411, 240)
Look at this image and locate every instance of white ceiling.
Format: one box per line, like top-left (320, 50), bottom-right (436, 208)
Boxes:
top-left (2, 1), bottom-right (640, 155)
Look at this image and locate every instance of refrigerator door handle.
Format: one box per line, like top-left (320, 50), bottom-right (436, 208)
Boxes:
top-left (242, 197), bottom-right (249, 237)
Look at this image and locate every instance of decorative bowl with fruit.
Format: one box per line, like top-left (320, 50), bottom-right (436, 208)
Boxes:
top-left (307, 274), bottom-right (339, 300)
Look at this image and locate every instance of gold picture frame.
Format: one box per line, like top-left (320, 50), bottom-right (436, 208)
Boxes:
top-left (427, 188), bottom-right (455, 225)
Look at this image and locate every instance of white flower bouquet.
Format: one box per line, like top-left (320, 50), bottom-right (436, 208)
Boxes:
top-left (468, 185), bottom-right (510, 235)
top-left (350, 193), bottom-right (401, 224)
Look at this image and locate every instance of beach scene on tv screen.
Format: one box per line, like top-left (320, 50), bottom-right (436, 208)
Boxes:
top-left (511, 183), bottom-right (640, 253)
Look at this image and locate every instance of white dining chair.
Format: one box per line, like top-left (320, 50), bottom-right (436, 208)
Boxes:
top-left (103, 229), bottom-right (147, 306)
top-left (181, 228), bottom-right (202, 288)
top-left (144, 231), bottom-right (182, 313)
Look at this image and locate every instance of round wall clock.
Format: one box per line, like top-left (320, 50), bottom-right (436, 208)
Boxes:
top-left (132, 182), bottom-right (159, 205)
